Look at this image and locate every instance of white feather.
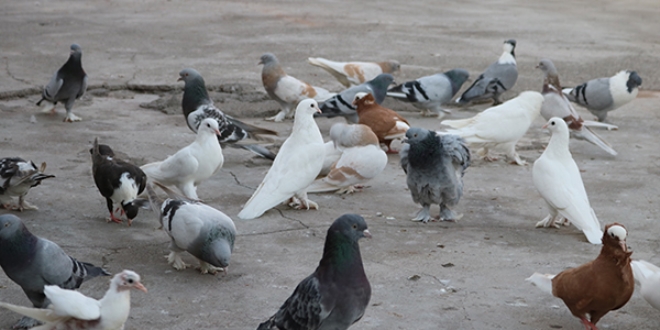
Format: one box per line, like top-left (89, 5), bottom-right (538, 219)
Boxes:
top-left (526, 272), bottom-right (556, 296)
top-left (631, 260), bottom-right (660, 310)
top-left (609, 71), bottom-right (639, 109)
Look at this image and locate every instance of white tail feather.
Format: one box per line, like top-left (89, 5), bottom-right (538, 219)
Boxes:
top-left (632, 260), bottom-right (660, 286)
top-left (526, 272), bottom-right (556, 296)
top-left (0, 302), bottom-right (61, 323)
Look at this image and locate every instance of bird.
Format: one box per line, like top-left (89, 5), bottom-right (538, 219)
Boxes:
top-left (400, 128), bottom-right (471, 223)
top-left (90, 139), bottom-right (147, 226)
top-left (536, 59), bottom-right (617, 156)
top-left (318, 73), bottom-right (395, 123)
top-left (238, 99), bottom-right (325, 220)
top-left (178, 68), bottom-right (278, 160)
top-left (441, 91), bottom-right (543, 166)
top-left (260, 53), bottom-right (335, 122)
top-left (563, 70), bottom-right (642, 122)
top-left (353, 92), bottom-right (409, 153)
top-left (387, 68), bottom-right (470, 117)
top-left (145, 183), bottom-right (236, 274)
top-left (456, 39), bottom-right (518, 105)
top-left (532, 117), bottom-right (604, 244)
top-left (526, 223), bottom-right (634, 330)
top-left (257, 214), bottom-right (371, 330)
top-left (141, 118), bottom-right (224, 200)
top-left (319, 140), bottom-right (343, 177)
top-left (0, 214), bottom-right (110, 329)
top-left (307, 57), bottom-right (400, 87)
top-left (0, 269), bottom-right (147, 330)
top-left (0, 157), bottom-right (55, 211)
top-left (631, 260), bottom-right (660, 310)
top-left (36, 43), bottom-right (88, 122)
top-left (307, 123), bottom-right (388, 194)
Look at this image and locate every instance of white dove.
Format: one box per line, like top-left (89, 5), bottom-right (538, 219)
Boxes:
top-left (0, 270), bottom-right (147, 330)
top-left (238, 99), bottom-right (325, 220)
top-left (631, 260), bottom-right (660, 311)
top-left (532, 117), bottom-right (603, 244)
top-left (141, 118), bottom-right (223, 200)
top-left (441, 91), bottom-right (544, 166)
top-left (307, 57), bottom-right (400, 87)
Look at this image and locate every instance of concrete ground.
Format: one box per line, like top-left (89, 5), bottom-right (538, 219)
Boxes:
top-left (1, 0), bottom-right (659, 329)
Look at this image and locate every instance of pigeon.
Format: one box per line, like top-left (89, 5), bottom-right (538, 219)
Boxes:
top-left (257, 214), bottom-right (371, 330)
top-left (456, 39), bottom-right (518, 105)
top-left (145, 183), bottom-right (236, 274)
top-left (631, 260), bottom-right (660, 310)
top-left (238, 99), bottom-right (325, 220)
top-left (36, 44), bottom-right (88, 122)
top-left (0, 269), bottom-right (146, 330)
top-left (353, 92), bottom-right (410, 153)
top-left (563, 70), bottom-right (642, 122)
top-left (400, 128), bottom-right (471, 223)
top-left (0, 157), bottom-right (55, 211)
top-left (141, 118), bottom-right (224, 200)
top-left (178, 68), bottom-right (278, 160)
top-left (307, 57), bottom-right (400, 87)
top-left (0, 214), bottom-right (110, 329)
top-left (387, 68), bottom-right (470, 117)
top-left (307, 123), bottom-right (387, 194)
top-left (318, 73), bottom-right (395, 123)
top-left (532, 117), bottom-right (604, 244)
top-left (441, 91), bottom-right (544, 166)
top-left (526, 223), bottom-right (634, 330)
top-left (260, 53), bottom-right (335, 122)
top-left (90, 139), bottom-right (147, 226)
top-left (319, 141), bottom-right (343, 177)
top-left (536, 59), bottom-right (618, 156)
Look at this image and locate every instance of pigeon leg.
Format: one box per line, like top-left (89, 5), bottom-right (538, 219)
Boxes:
top-left (40, 100), bottom-right (57, 114)
top-left (107, 212), bottom-right (124, 224)
top-left (385, 141), bottom-right (399, 154)
top-left (412, 205), bottom-right (432, 223)
top-left (63, 111), bottom-right (82, 122)
top-left (179, 183), bottom-right (198, 200)
top-left (197, 260), bottom-right (226, 275)
top-left (504, 142), bottom-right (526, 166)
top-left (266, 110), bottom-right (287, 122)
top-left (293, 192), bottom-right (318, 210)
top-left (17, 195), bottom-right (38, 211)
top-left (579, 317), bottom-right (599, 330)
top-left (167, 251), bottom-right (190, 270)
top-left (439, 205), bottom-right (462, 222)
top-left (12, 316), bottom-right (42, 329)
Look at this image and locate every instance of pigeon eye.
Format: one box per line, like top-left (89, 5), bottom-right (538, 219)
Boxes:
top-left (352, 224), bottom-right (358, 229)
top-left (3, 223), bottom-right (9, 227)
top-left (127, 278), bottom-right (134, 284)
top-left (206, 123), bottom-right (210, 128)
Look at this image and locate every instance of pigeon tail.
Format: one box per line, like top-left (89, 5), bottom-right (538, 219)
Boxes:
top-left (0, 302), bottom-right (60, 324)
top-left (227, 118), bottom-right (278, 141)
top-left (306, 179), bottom-right (342, 194)
top-left (307, 57), bottom-right (352, 87)
top-left (256, 318), bottom-right (275, 330)
top-left (229, 144), bottom-right (276, 161)
top-left (573, 126), bottom-right (617, 156)
top-left (631, 260), bottom-right (660, 286)
top-left (582, 120), bottom-right (618, 131)
top-left (526, 273), bottom-right (555, 296)
top-left (80, 261), bottom-right (111, 279)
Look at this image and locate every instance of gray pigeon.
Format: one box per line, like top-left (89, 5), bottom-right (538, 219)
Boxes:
top-left (318, 73), bottom-right (395, 123)
top-left (456, 39), bottom-right (518, 105)
top-left (0, 214), bottom-right (109, 329)
top-left (257, 214), bottom-right (371, 330)
top-left (179, 68), bottom-right (279, 160)
top-left (400, 128), bottom-right (471, 223)
top-left (387, 68), bottom-right (469, 118)
top-left (0, 157), bottom-right (55, 211)
top-left (563, 70), bottom-right (642, 122)
top-left (36, 44), bottom-right (88, 122)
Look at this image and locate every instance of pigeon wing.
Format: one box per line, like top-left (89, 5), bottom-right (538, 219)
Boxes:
top-left (44, 285), bottom-right (101, 320)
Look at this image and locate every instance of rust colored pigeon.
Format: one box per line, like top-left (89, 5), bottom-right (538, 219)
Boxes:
top-left (353, 92), bottom-right (409, 153)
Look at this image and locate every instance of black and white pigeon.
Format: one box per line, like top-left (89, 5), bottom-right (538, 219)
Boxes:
top-left (36, 43), bottom-right (88, 122)
top-left (0, 214), bottom-right (110, 329)
top-left (179, 68), bottom-right (278, 160)
top-left (456, 39), bottom-right (518, 105)
top-left (387, 68), bottom-right (470, 118)
top-left (563, 70), bottom-right (642, 122)
top-left (400, 128), bottom-right (471, 223)
top-left (145, 183), bottom-right (236, 275)
top-left (318, 73), bottom-right (395, 123)
top-left (90, 138), bottom-right (147, 226)
top-left (0, 157), bottom-right (55, 211)
top-left (257, 214), bottom-right (371, 330)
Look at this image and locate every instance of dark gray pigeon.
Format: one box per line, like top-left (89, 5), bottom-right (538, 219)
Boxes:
top-left (179, 68), bottom-right (278, 160)
top-left (318, 73), bottom-right (395, 123)
top-left (387, 68), bottom-right (469, 118)
top-left (456, 39), bottom-right (517, 105)
top-left (0, 157), bottom-right (55, 211)
top-left (36, 44), bottom-right (88, 122)
top-left (0, 214), bottom-right (109, 329)
top-left (257, 214), bottom-right (371, 330)
top-left (400, 128), bottom-right (471, 223)
top-left (563, 70), bottom-right (642, 122)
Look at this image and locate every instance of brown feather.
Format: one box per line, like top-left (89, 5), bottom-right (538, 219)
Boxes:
top-left (354, 93), bottom-right (409, 151)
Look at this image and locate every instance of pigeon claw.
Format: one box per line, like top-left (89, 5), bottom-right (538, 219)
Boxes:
top-left (197, 261), bottom-right (226, 275)
top-left (167, 252), bottom-right (190, 270)
top-left (63, 112), bottom-right (82, 122)
top-left (107, 213), bottom-right (124, 225)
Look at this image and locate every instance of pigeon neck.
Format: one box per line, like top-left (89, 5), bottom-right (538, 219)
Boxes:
top-left (546, 128), bottom-right (571, 157)
top-left (182, 78), bottom-right (211, 116)
top-left (320, 231), bottom-right (364, 274)
top-left (599, 243), bottom-right (633, 267)
top-left (543, 73), bottom-right (561, 92)
top-left (292, 113), bottom-right (322, 142)
top-left (62, 54), bottom-right (84, 75)
top-left (409, 135), bottom-right (441, 166)
top-left (498, 51), bottom-right (516, 65)
top-left (0, 226), bottom-right (37, 269)
top-left (98, 283), bottom-right (132, 328)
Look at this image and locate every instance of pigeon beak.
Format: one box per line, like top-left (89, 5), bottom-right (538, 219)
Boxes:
top-left (214, 128), bottom-right (222, 136)
top-left (258, 60), bottom-right (263, 65)
top-left (535, 64), bottom-right (541, 69)
top-left (177, 77), bottom-right (183, 82)
top-left (134, 282), bottom-right (148, 293)
top-left (363, 229), bottom-right (372, 239)
top-left (316, 107), bottom-right (322, 114)
top-left (542, 123), bottom-right (548, 129)
top-left (620, 240), bottom-right (628, 252)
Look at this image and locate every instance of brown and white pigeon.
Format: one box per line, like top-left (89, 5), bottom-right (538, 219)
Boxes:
top-left (257, 214), bottom-right (371, 330)
top-left (307, 57), bottom-right (400, 87)
top-left (0, 157), bottom-right (55, 211)
top-left (353, 92), bottom-right (409, 154)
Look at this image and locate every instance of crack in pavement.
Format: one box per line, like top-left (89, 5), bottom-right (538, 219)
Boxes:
top-left (4, 58), bottom-right (31, 85)
top-left (229, 170), bottom-right (255, 190)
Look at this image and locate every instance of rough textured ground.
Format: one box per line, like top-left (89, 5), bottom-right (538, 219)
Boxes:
top-left (1, 0), bottom-right (659, 329)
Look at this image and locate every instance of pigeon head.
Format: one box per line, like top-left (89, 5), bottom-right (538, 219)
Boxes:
top-left (504, 39), bottom-right (516, 56)
top-left (0, 214), bottom-right (24, 240)
top-left (178, 68), bottom-right (203, 83)
top-left (113, 270), bottom-right (148, 293)
top-left (536, 59), bottom-right (558, 76)
top-left (328, 214), bottom-right (372, 243)
top-left (627, 71), bottom-right (642, 91)
top-left (198, 118), bottom-right (221, 137)
top-left (89, 143), bottom-right (115, 158)
top-left (352, 92), bottom-right (375, 107)
top-left (381, 60), bottom-right (401, 74)
top-left (444, 68), bottom-right (470, 92)
top-left (70, 44), bottom-right (82, 56)
top-left (603, 223), bottom-right (629, 253)
top-left (295, 99), bottom-right (321, 117)
top-left (369, 74), bottom-right (395, 89)
top-left (404, 127), bottom-right (431, 145)
top-left (203, 234), bottom-right (235, 269)
top-left (543, 117), bottom-right (569, 133)
top-left (259, 53), bottom-right (278, 66)
top-left (121, 201), bottom-right (141, 221)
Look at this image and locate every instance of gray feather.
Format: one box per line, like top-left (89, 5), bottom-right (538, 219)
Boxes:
top-left (319, 74), bottom-right (394, 123)
top-left (457, 40), bottom-right (517, 105)
top-left (388, 69), bottom-right (469, 114)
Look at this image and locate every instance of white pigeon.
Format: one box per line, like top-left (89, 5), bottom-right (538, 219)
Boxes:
top-left (307, 57), bottom-right (400, 87)
top-left (532, 117), bottom-right (603, 244)
top-left (238, 99), bottom-right (326, 220)
top-left (631, 260), bottom-right (660, 311)
top-left (0, 270), bottom-right (147, 330)
top-left (319, 140), bottom-right (343, 176)
top-left (141, 118), bottom-right (223, 200)
top-left (441, 91), bottom-right (544, 166)
top-left (307, 123), bottom-right (387, 194)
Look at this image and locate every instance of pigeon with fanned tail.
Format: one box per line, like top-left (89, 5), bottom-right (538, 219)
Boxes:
top-left (318, 73), bottom-right (395, 123)
top-left (307, 57), bottom-right (400, 87)
top-left (631, 260), bottom-right (660, 311)
top-left (0, 157), bottom-right (55, 211)
top-left (179, 68), bottom-right (278, 160)
top-left (388, 68), bottom-right (469, 117)
top-left (36, 44), bottom-right (88, 122)
top-left (536, 59), bottom-right (617, 156)
top-left (257, 214), bottom-right (371, 330)
top-left (0, 214), bottom-right (110, 329)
